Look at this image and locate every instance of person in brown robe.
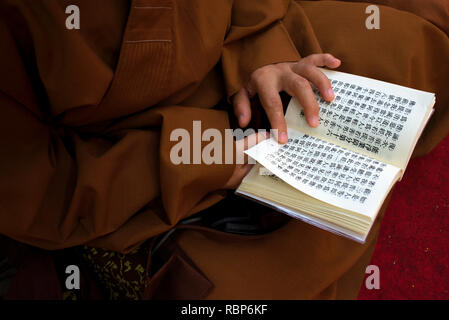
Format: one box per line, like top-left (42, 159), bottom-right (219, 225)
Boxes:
top-left (1, 0), bottom-right (449, 299)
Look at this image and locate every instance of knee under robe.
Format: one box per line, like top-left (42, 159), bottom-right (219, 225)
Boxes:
top-left (1, 0), bottom-right (448, 299)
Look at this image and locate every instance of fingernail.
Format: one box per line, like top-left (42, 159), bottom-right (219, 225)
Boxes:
top-left (311, 116), bottom-right (320, 127)
top-left (280, 131), bottom-right (288, 143)
top-left (327, 88), bottom-right (334, 100)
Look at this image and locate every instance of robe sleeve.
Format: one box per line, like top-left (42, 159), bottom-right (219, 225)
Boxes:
top-left (0, 18), bottom-right (234, 250)
top-left (221, 0), bottom-right (302, 99)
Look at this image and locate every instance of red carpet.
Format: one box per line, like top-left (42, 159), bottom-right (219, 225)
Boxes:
top-left (358, 135), bottom-right (449, 299)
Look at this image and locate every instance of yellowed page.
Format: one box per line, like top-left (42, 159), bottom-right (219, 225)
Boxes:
top-left (240, 165), bottom-right (372, 227)
top-left (285, 68), bottom-right (435, 169)
top-left (238, 164), bottom-right (376, 242)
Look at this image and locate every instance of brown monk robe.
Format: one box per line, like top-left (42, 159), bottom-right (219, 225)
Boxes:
top-left (1, 0), bottom-right (449, 299)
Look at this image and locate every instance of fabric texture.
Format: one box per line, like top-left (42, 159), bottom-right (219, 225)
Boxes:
top-left (358, 134), bottom-right (449, 299)
top-left (0, 0), bottom-right (448, 299)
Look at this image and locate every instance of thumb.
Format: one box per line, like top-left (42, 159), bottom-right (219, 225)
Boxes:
top-left (233, 88), bottom-right (252, 127)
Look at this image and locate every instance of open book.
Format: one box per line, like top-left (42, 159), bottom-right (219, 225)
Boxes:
top-left (236, 68), bottom-right (435, 243)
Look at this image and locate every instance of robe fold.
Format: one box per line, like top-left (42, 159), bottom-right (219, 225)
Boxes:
top-left (1, 0), bottom-right (448, 299)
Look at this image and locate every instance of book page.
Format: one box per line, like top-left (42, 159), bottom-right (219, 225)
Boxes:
top-left (245, 129), bottom-right (401, 219)
top-left (285, 68), bottom-right (435, 169)
top-left (240, 164), bottom-right (372, 228)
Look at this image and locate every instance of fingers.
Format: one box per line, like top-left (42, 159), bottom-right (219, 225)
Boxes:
top-left (295, 64), bottom-right (334, 102)
top-left (242, 53), bottom-right (341, 137)
top-left (285, 53), bottom-right (341, 125)
top-left (233, 88), bottom-right (252, 128)
top-left (300, 53), bottom-right (341, 69)
top-left (292, 53), bottom-right (341, 102)
top-left (283, 73), bottom-right (320, 127)
top-left (256, 81), bottom-right (288, 144)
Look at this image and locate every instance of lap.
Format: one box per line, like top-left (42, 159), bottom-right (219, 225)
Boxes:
top-left (176, 1), bottom-right (449, 299)
top-left (81, 1), bottom-right (449, 300)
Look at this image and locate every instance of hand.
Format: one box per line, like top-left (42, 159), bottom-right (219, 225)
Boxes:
top-left (223, 131), bottom-right (269, 189)
top-left (232, 53), bottom-right (341, 144)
